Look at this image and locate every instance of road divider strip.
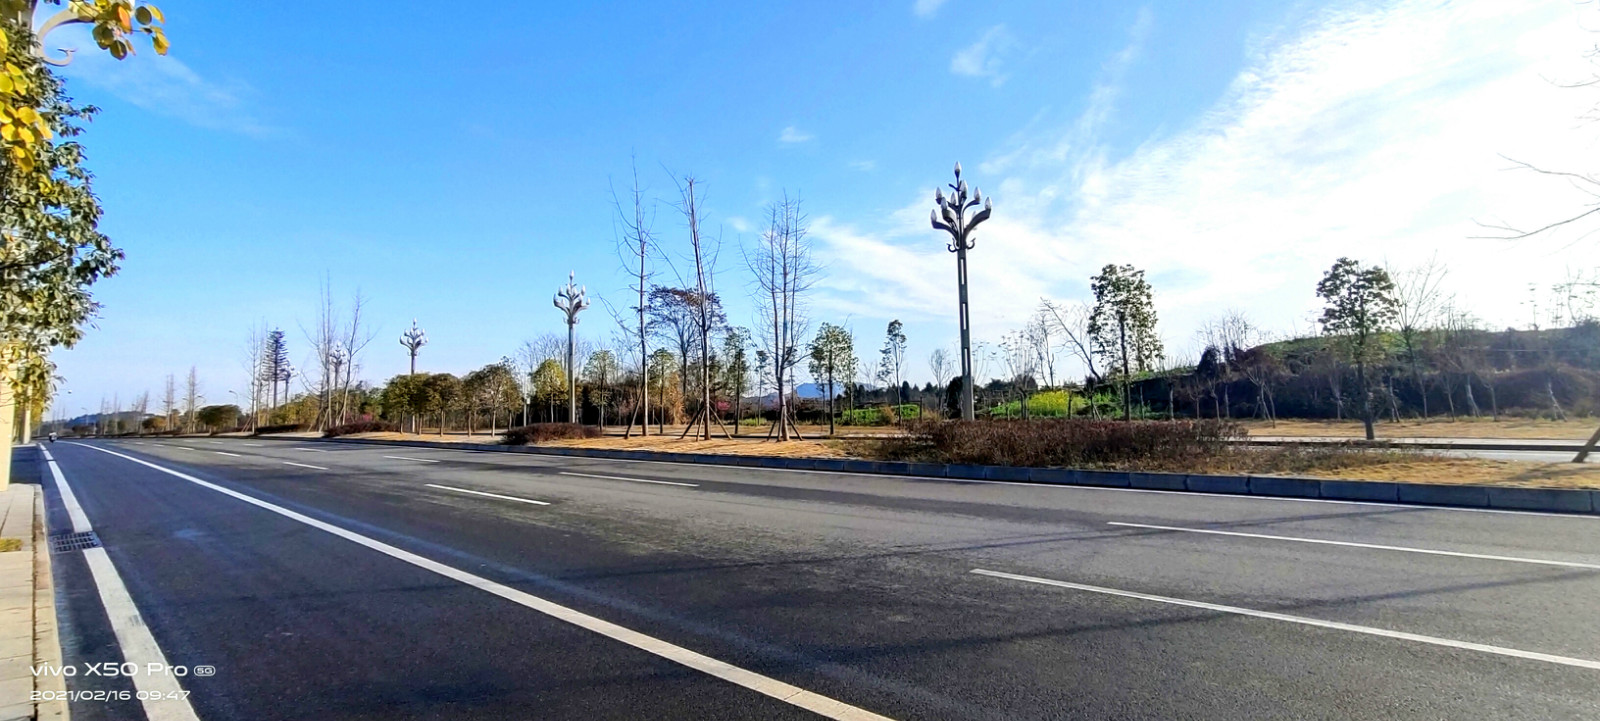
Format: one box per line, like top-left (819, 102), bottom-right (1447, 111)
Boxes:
top-left (67, 443), bottom-right (892, 721)
top-left (559, 471), bottom-right (699, 488)
top-left (45, 444), bottom-right (203, 721)
top-left (971, 568), bottom-right (1600, 671)
top-left (424, 484), bottom-right (550, 505)
top-left (1106, 522), bottom-right (1600, 569)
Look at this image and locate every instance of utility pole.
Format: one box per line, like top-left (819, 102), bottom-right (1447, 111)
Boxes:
top-left (554, 272), bottom-right (590, 424)
top-left (400, 320), bottom-right (428, 375)
top-left (930, 162), bottom-right (993, 421)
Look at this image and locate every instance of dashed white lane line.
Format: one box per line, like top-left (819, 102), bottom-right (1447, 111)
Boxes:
top-left (68, 443), bottom-right (892, 721)
top-left (214, 451), bottom-right (243, 458)
top-left (282, 461), bottom-right (328, 471)
top-left (560, 471), bottom-right (699, 488)
top-left (291, 447), bottom-right (328, 453)
top-left (424, 483), bottom-right (550, 506)
top-left (383, 455), bottom-right (440, 464)
top-left (971, 568), bottom-right (1600, 671)
top-left (1107, 521), bottom-right (1600, 570)
top-left (174, 446), bottom-right (197, 451)
top-left (242, 443), bottom-right (263, 447)
top-left (43, 444), bottom-right (202, 721)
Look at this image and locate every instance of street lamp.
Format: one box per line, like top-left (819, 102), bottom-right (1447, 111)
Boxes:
top-left (400, 320), bottom-right (428, 375)
top-left (930, 162), bottom-right (993, 421)
top-left (553, 271), bottom-right (590, 424)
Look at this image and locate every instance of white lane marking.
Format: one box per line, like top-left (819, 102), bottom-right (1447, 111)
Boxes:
top-left (971, 568), bottom-right (1600, 671)
top-left (560, 471), bottom-right (699, 488)
top-left (38, 444), bottom-right (90, 533)
top-left (282, 461), bottom-right (328, 471)
top-left (46, 445), bottom-right (201, 720)
top-left (214, 451), bottom-right (243, 458)
top-left (383, 455), bottom-right (440, 464)
top-left (68, 443), bottom-right (892, 721)
top-left (291, 447), bottom-right (328, 452)
top-left (425, 483), bottom-right (550, 506)
top-left (242, 443), bottom-right (263, 447)
top-left (132, 442), bottom-right (146, 446)
top-left (1107, 522), bottom-right (1600, 570)
top-left (174, 446), bottom-right (197, 451)
top-left (83, 548), bottom-right (203, 721)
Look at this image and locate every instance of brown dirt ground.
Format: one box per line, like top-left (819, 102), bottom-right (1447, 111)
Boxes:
top-left (1241, 417), bottom-right (1599, 440)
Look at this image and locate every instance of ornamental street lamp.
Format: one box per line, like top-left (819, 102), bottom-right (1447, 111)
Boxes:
top-left (553, 271), bottom-right (590, 424)
top-left (930, 162), bottom-right (992, 421)
top-left (400, 320), bottom-right (428, 375)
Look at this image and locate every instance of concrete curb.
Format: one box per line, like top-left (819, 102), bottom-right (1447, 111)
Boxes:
top-left (33, 482), bottom-right (65, 721)
top-left (254, 434), bottom-right (1599, 515)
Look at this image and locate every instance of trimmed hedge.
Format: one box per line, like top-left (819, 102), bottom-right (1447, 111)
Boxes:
top-left (252, 423), bottom-right (308, 435)
top-left (323, 420), bottom-right (399, 438)
top-left (503, 423), bottom-right (601, 445)
top-left (891, 419), bottom-right (1246, 468)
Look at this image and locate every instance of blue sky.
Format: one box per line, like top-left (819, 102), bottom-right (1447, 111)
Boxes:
top-left (39, 0), bottom-right (1600, 413)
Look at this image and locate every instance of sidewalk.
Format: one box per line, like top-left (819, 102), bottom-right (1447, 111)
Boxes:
top-left (1, 446), bottom-right (65, 721)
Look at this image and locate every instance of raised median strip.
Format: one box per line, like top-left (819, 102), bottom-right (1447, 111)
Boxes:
top-left (250, 435), bottom-right (1599, 515)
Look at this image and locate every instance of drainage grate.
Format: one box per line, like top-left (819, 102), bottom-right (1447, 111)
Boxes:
top-left (50, 531), bottom-right (101, 553)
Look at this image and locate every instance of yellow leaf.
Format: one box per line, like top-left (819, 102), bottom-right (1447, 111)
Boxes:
top-left (148, 4), bottom-right (163, 22)
top-left (16, 126), bottom-right (32, 144)
top-left (16, 107), bottom-right (37, 124)
top-left (0, 76), bottom-right (12, 95)
top-left (151, 30), bottom-right (168, 55)
top-left (1, 124), bottom-right (14, 142)
top-left (116, 5), bottom-right (132, 32)
top-left (0, 29), bottom-right (8, 55)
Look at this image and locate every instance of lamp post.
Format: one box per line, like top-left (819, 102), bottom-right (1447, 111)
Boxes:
top-left (930, 162), bottom-right (993, 421)
top-left (553, 272), bottom-right (590, 424)
top-left (326, 347), bottom-right (347, 427)
top-left (400, 320), bottom-right (427, 375)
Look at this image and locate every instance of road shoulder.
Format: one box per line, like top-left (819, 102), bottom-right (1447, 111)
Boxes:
top-left (1, 449), bottom-right (66, 721)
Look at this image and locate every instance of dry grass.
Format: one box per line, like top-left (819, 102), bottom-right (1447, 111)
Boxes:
top-left (0, 538), bottom-right (21, 553)
top-left (1296, 458), bottom-right (1600, 489)
top-left (1242, 417), bottom-right (1599, 440)
top-left (544, 435), bottom-right (852, 458)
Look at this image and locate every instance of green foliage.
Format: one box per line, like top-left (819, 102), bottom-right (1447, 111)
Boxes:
top-left (808, 322), bottom-right (854, 399)
top-left (530, 358), bottom-right (566, 405)
top-left (1088, 263), bottom-right (1162, 376)
top-left (989, 389), bottom-right (1087, 418)
top-left (194, 403), bottom-right (239, 430)
top-left (1316, 257), bottom-right (1398, 363)
top-left (838, 403), bottom-right (921, 425)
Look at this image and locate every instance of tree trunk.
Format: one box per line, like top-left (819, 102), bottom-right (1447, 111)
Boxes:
top-left (0, 365), bottom-right (14, 492)
top-left (1357, 360), bottom-right (1375, 441)
top-left (1463, 377), bottom-right (1480, 418)
top-left (1118, 315), bottom-right (1131, 422)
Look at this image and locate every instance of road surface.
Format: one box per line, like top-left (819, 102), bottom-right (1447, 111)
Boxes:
top-left (19, 438), bottom-right (1600, 720)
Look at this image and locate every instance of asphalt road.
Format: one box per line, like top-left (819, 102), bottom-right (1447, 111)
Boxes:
top-left (20, 437), bottom-right (1600, 720)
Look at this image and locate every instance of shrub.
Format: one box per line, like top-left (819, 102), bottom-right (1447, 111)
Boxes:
top-left (324, 420), bottom-right (399, 438)
top-left (503, 423), bottom-right (601, 445)
top-left (881, 419), bottom-right (1246, 468)
top-left (252, 423), bottom-right (308, 435)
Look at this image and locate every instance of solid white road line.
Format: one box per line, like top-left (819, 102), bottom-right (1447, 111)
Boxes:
top-left (383, 455), bottom-right (440, 464)
top-left (214, 451), bottom-right (243, 458)
top-left (282, 461), bottom-right (328, 471)
top-left (424, 483), bottom-right (550, 505)
top-left (971, 568), bottom-right (1600, 671)
top-left (174, 446), bottom-right (197, 451)
top-left (82, 548), bottom-right (203, 721)
top-left (1107, 521), bottom-right (1600, 569)
top-left (46, 445), bottom-right (202, 721)
top-left (68, 443), bottom-right (892, 721)
top-left (38, 445), bottom-right (90, 533)
top-left (242, 443), bottom-right (263, 447)
top-left (560, 471), bottom-right (699, 488)
top-left (291, 447), bottom-right (328, 453)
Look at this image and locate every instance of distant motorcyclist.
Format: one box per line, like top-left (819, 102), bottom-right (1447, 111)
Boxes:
top-left (47, 432), bottom-right (57, 442)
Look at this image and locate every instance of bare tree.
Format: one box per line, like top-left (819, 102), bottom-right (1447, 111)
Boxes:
top-left (1390, 256), bottom-right (1449, 419)
top-left (162, 374), bottom-right (177, 430)
top-left (1040, 299), bottom-right (1101, 384)
top-left (182, 366), bottom-right (201, 434)
top-left (1026, 308), bottom-right (1057, 388)
top-left (668, 175), bottom-right (729, 439)
top-left (928, 348), bottom-right (953, 402)
top-left (747, 192), bottom-right (816, 440)
top-left (338, 290), bottom-right (377, 425)
top-left (131, 391), bottom-right (149, 435)
top-left (611, 157), bottom-right (655, 437)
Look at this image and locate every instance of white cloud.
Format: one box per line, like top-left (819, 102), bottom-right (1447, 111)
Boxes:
top-left (849, 160), bottom-right (877, 172)
top-left (914, 0), bottom-right (949, 19)
top-left (51, 25), bottom-right (273, 136)
top-left (779, 125), bottom-right (814, 144)
top-left (819, 0), bottom-right (1600, 379)
top-left (950, 25), bottom-right (1013, 86)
